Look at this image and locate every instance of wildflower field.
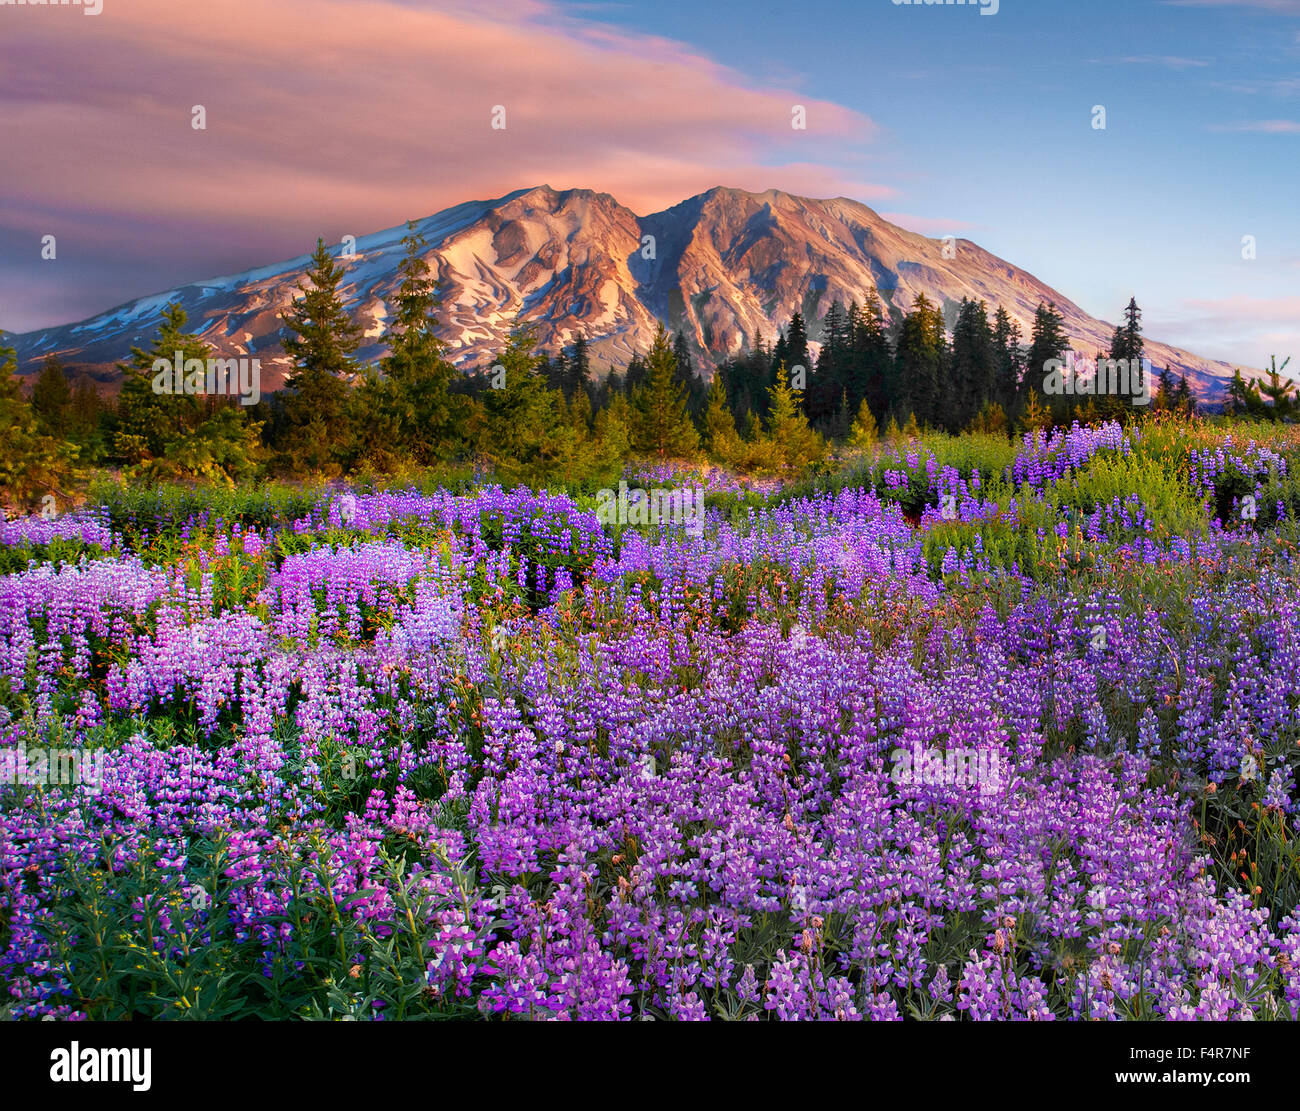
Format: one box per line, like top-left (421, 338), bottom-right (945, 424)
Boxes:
top-left (4, 418), bottom-right (1300, 1021)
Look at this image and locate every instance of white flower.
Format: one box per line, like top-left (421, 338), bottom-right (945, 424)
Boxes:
top-left (1240, 754), bottom-right (1259, 783)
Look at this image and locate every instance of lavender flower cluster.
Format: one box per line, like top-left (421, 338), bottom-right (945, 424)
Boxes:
top-left (3, 436), bottom-right (1300, 1020)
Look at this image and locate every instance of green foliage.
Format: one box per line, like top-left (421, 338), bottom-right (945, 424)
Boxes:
top-left (1023, 302), bottom-right (1069, 415)
top-left (31, 355), bottom-right (73, 438)
top-left (0, 337), bottom-right (78, 512)
top-left (895, 293), bottom-right (947, 428)
top-left (847, 398), bottom-right (878, 451)
top-left (763, 375), bottom-right (824, 471)
top-left (631, 324), bottom-right (700, 461)
top-left (28, 830), bottom-right (484, 1020)
top-left (112, 304), bottom-right (263, 486)
top-left (477, 329), bottom-right (578, 487)
top-left (703, 373), bottom-right (741, 463)
top-left (278, 239), bottom-right (363, 475)
top-left (353, 221), bottom-right (466, 472)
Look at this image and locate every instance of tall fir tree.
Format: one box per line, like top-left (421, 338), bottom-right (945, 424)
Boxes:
top-left (992, 306), bottom-right (1025, 416)
top-left (671, 330), bottom-right (693, 387)
top-left (31, 355), bottom-right (73, 439)
top-left (367, 220), bottom-right (463, 466)
top-left (851, 295), bottom-right (895, 420)
top-left (949, 299), bottom-right (996, 432)
top-left (782, 312), bottom-right (810, 386)
top-left (567, 333), bottom-right (592, 399)
top-left (847, 398), bottom-right (878, 451)
top-left (702, 372), bottom-right (740, 463)
top-left (1110, 297), bottom-right (1145, 364)
top-left (894, 293), bottom-right (947, 428)
top-left (0, 336), bottom-right (77, 511)
top-left (114, 303), bottom-right (208, 464)
top-left (478, 327), bottom-right (576, 486)
top-left (1024, 302), bottom-right (1069, 418)
top-left (763, 374), bottom-right (824, 470)
top-left (278, 238), bottom-right (363, 473)
top-left (631, 324), bottom-right (700, 460)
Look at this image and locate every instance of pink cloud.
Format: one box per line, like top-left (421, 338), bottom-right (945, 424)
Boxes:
top-left (1145, 296), bottom-right (1300, 369)
top-left (0, 0), bottom-right (887, 330)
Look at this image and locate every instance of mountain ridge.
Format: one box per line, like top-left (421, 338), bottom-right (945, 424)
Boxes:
top-left (6, 184), bottom-right (1247, 401)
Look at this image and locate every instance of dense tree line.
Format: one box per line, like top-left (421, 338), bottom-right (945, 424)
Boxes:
top-left (2, 237), bottom-right (1228, 507)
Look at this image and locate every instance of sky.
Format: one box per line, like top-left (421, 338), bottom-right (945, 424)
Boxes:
top-left (1, 0), bottom-right (1297, 369)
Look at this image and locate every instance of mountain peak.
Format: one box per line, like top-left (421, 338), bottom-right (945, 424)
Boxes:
top-left (10, 186), bottom-right (1243, 401)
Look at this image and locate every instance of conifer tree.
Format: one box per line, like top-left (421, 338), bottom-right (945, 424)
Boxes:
top-left (1110, 297), bottom-right (1145, 364)
top-left (1226, 369), bottom-right (1251, 417)
top-left (479, 327), bottom-right (575, 486)
top-left (624, 353), bottom-right (648, 393)
top-left (703, 373), bottom-right (739, 463)
top-left (594, 390), bottom-right (633, 465)
top-left (31, 355), bottom-right (73, 439)
top-left (1019, 386), bottom-right (1053, 434)
top-left (671, 330), bottom-right (693, 387)
top-left (70, 378), bottom-right (102, 448)
top-left (0, 336), bottom-right (76, 511)
top-left (1024, 302), bottom-right (1069, 414)
top-left (895, 294), bottom-right (947, 428)
top-left (115, 303), bottom-right (208, 463)
top-left (373, 220), bottom-right (463, 465)
top-left (992, 306), bottom-right (1025, 414)
top-left (567, 333), bottom-right (592, 399)
top-left (764, 374), bottom-right (823, 470)
top-left (851, 295), bottom-right (894, 420)
top-left (631, 324), bottom-right (700, 460)
top-left (950, 298), bottom-right (996, 431)
top-left (1155, 366), bottom-right (1174, 412)
top-left (782, 312), bottom-right (810, 384)
top-left (279, 238), bottom-right (363, 472)
top-left (848, 398), bottom-right (878, 451)
top-left (1260, 356), bottom-right (1294, 420)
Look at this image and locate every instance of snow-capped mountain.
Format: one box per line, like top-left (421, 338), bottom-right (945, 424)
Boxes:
top-left (6, 185), bottom-right (1245, 399)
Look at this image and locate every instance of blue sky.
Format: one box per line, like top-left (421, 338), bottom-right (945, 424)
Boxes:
top-left (574, 0), bottom-right (1300, 368)
top-left (2, 0), bottom-right (1296, 369)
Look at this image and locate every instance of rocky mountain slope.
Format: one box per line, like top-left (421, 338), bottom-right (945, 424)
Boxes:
top-left (7, 185), bottom-right (1244, 400)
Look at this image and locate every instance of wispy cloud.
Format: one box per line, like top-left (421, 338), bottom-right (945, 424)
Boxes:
top-left (1089, 55), bottom-right (1212, 68)
top-left (1147, 296), bottom-right (1300, 370)
top-left (1213, 77), bottom-right (1300, 94)
top-left (1163, 0), bottom-right (1300, 12)
top-left (1209, 118), bottom-right (1300, 130)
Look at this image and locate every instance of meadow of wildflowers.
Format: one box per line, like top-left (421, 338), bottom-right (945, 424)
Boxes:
top-left (3, 421), bottom-right (1300, 1021)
